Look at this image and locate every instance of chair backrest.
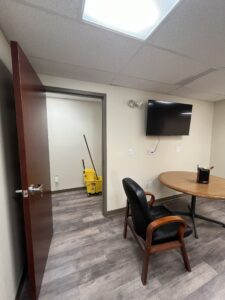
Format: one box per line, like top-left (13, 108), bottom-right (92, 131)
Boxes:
top-left (122, 178), bottom-right (151, 239)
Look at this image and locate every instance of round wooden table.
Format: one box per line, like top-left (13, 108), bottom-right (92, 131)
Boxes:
top-left (159, 171), bottom-right (225, 238)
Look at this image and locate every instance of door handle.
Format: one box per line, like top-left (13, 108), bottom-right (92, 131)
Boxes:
top-left (15, 189), bottom-right (29, 198)
top-left (15, 184), bottom-right (44, 197)
top-left (15, 189), bottom-right (23, 194)
top-left (28, 184), bottom-right (44, 196)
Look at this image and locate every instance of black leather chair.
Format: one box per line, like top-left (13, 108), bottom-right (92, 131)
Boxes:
top-left (122, 177), bottom-right (192, 285)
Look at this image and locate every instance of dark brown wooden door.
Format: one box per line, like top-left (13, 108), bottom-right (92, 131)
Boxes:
top-left (11, 41), bottom-right (53, 300)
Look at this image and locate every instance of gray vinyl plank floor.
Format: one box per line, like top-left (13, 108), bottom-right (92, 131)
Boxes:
top-left (21, 190), bottom-right (225, 299)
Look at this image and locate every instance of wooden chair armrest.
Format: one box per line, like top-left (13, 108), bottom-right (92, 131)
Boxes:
top-left (145, 191), bottom-right (155, 206)
top-left (146, 216), bottom-right (186, 248)
top-left (149, 216), bottom-right (186, 232)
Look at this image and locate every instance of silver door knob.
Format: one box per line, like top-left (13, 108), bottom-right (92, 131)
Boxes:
top-left (15, 189), bottom-right (23, 194)
top-left (15, 189), bottom-right (29, 198)
top-left (28, 184), bottom-right (44, 196)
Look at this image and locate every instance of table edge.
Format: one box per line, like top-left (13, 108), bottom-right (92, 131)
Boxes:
top-left (158, 171), bottom-right (225, 200)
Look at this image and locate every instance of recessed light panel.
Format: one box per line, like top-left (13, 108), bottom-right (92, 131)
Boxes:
top-left (82, 0), bottom-right (181, 40)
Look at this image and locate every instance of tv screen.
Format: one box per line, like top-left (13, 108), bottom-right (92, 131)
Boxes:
top-left (146, 100), bottom-right (193, 136)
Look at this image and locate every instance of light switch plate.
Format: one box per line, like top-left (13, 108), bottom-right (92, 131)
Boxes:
top-left (128, 148), bottom-right (135, 156)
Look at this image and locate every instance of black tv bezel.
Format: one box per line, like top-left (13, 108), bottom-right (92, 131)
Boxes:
top-left (146, 100), bottom-right (193, 136)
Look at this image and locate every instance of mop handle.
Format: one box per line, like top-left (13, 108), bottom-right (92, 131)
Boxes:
top-left (83, 134), bottom-right (98, 179)
top-left (82, 159), bottom-right (85, 170)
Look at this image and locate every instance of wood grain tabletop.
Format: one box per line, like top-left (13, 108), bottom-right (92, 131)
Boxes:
top-left (159, 171), bottom-right (225, 200)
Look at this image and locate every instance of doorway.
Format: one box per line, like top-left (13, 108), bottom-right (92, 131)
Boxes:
top-left (11, 42), bottom-right (108, 299)
top-left (45, 86), bottom-right (107, 215)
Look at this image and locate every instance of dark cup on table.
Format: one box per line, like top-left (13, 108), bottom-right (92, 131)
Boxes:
top-left (197, 167), bottom-right (210, 184)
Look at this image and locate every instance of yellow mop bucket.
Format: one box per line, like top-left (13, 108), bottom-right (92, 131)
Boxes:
top-left (95, 176), bottom-right (102, 193)
top-left (82, 136), bottom-right (103, 195)
top-left (85, 174), bottom-right (102, 194)
top-left (83, 168), bottom-right (96, 181)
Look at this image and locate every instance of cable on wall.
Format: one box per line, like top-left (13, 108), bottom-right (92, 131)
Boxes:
top-left (151, 137), bottom-right (160, 153)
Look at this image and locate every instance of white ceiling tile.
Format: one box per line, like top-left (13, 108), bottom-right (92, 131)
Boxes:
top-left (170, 86), bottom-right (225, 102)
top-left (29, 56), bottom-right (116, 84)
top-left (149, 0), bottom-right (225, 68)
top-left (184, 70), bottom-right (225, 95)
top-left (121, 45), bottom-right (209, 84)
top-left (0, 0), bottom-right (142, 73)
top-left (13, 0), bottom-right (82, 19)
top-left (112, 74), bottom-right (179, 93)
top-left (1, 0), bottom-right (225, 100)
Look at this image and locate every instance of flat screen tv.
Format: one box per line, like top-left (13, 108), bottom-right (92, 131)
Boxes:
top-left (146, 100), bottom-right (193, 136)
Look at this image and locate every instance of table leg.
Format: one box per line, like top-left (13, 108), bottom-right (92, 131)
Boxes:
top-left (194, 214), bottom-right (225, 227)
top-left (174, 196), bottom-right (198, 238)
top-left (174, 195), bottom-right (225, 239)
top-left (188, 196), bottom-right (198, 239)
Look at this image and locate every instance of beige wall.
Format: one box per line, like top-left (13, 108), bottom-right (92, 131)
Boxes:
top-left (210, 100), bottom-right (225, 177)
top-left (47, 96), bottom-right (102, 191)
top-left (0, 30), bottom-right (24, 300)
top-left (40, 74), bottom-right (214, 211)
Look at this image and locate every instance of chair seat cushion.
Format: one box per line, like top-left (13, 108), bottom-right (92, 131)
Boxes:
top-left (148, 205), bottom-right (192, 245)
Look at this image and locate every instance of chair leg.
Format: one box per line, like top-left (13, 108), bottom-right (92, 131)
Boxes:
top-left (180, 241), bottom-right (191, 272)
top-left (141, 250), bottom-right (150, 285)
top-left (123, 200), bottom-right (129, 239)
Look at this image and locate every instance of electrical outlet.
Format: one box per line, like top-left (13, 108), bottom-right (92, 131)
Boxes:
top-left (54, 175), bottom-right (59, 183)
